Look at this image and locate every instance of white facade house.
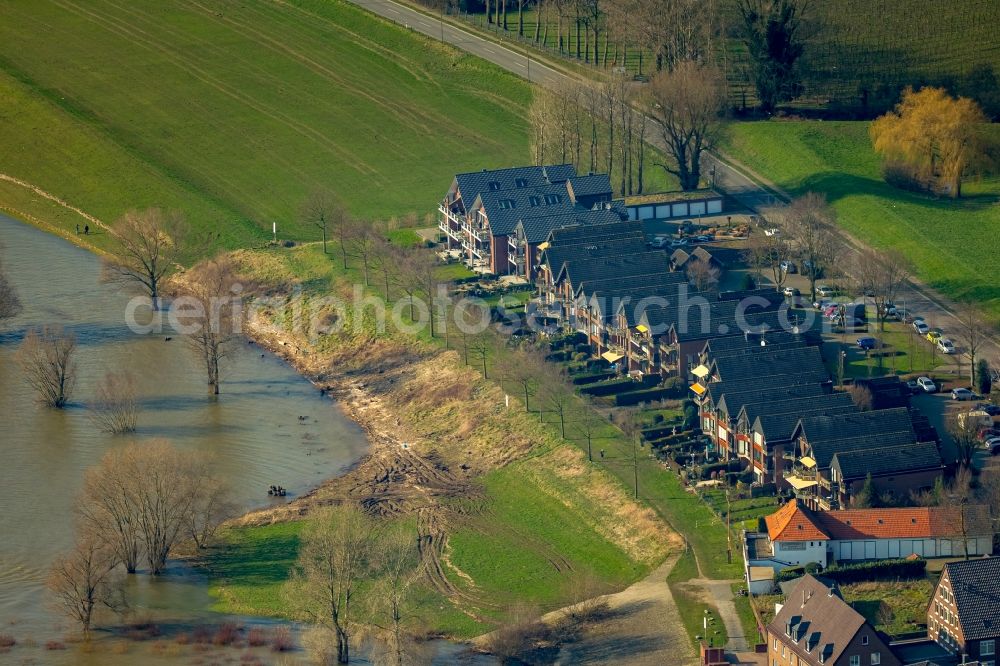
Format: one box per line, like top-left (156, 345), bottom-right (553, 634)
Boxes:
top-left (749, 500), bottom-right (993, 573)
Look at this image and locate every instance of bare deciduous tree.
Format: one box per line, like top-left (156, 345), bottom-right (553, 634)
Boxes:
top-left (17, 326), bottom-right (77, 408)
top-left (303, 191), bottom-right (354, 268)
top-left (784, 193), bottom-right (839, 303)
top-left (852, 247), bottom-right (910, 332)
top-left (185, 477), bottom-right (236, 549)
top-left (102, 208), bottom-right (186, 309)
top-left (484, 603), bottom-right (545, 665)
top-left (743, 230), bottom-right (790, 289)
top-left (948, 414), bottom-right (980, 471)
top-left (178, 256), bottom-right (246, 395)
top-left (364, 523), bottom-right (422, 666)
top-left (956, 303), bottom-right (989, 389)
top-left (686, 259), bottom-right (721, 292)
top-left (88, 370), bottom-right (139, 434)
top-left (287, 504), bottom-right (378, 664)
top-left (78, 441), bottom-right (218, 574)
top-left (846, 383), bottom-right (874, 411)
top-left (0, 254), bottom-right (22, 323)
top-left (648, 60), bottom-right (726, 191)
top-left (47, 534), bottom-right (126, 637)
top-left (352, 221), bottom-right (382, 287)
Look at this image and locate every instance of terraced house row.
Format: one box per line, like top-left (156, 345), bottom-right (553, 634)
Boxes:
top-left (439, 166), bottom-right (950, 508)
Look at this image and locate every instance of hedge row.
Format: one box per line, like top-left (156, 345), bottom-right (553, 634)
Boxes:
top-left (578, 379), bottom-right (638, 396)
top-left (615, 387), bottom-right (673, 406)
top-left (823, 558), bottom-right (927, 583)
top-left (571, 371), bottom-right (615, 385)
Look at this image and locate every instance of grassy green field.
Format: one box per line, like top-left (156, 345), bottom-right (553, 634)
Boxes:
top-left (447, 0), bottom-right (1000, 113)
top-left (722, 120), bottom-right (1000, 320)
top-left (0, 0), bottom-right (532, 245)
top-left (667, 547), bottom-right (728, 650)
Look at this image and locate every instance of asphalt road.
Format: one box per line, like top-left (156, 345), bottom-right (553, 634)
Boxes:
top-left (347, 0), bottom-right (1000, 369)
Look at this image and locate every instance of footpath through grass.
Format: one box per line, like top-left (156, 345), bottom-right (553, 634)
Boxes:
top-left (0, 0), bottom-right (531, 245)
top-left (721, 120), bottom-right (1000, 321)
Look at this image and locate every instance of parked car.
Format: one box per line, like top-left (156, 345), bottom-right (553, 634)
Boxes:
top-left (916, 376), bottom-right (937, 393)
top-left (783, 286), bottom-right (800, 297)
top-left (913, 321), bottom-right (930, 335)
top-left (694, 234), bottom-right (714, 242)
top-left (669, 238), bottom-right (688, 248)
top-left (780, 260), bottom-right (797, 274)
top-left (905, 379), bottom-right (922, 394)
top-left (814, 297), bottom-right (835, 310)
top-left (976, 403), bottom-right (1000, 416)
top-left (926, 328), bottom-right (943, 344)
top-left (952, 387), bottom-right (977, 401)
top-left (900, 310), bottom-right (920, 323)
top-left (650, 235), bottom-right (669, 248)
top-left (984, 436), bottom-right (1000, 455)
top-left (816, 285), bottom-right (835, 298)
top-left (857, 336), bottom-right (878, 350)
top-left (764, 228), bottom-right (781, 237)
top-left (937, 338), bottom-right (956, 354)
top-left (843, 317), bottom-right (866, 328)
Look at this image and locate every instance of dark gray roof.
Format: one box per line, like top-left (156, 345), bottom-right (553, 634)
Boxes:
top-left (476, 183), bottom-right (574, 236)
top-left (767, 575), bottom-right (883, 666)
top-left (453, 164), bottom-right (575, 204)
top-left (559, 251), bottom-right (671, 292)
top-left (546, 219), bottom-right (643, 246)
top-left (831, 441), bottom-right (943, 481)
top-left (567, 173), bottom-right (613, 200)
top-left (808, 430), bottom-right (918, 469)
top-left (517, 207), bottom-right (626, 244)
top-left (702, 373), bottom-right (824, 411)
top-left (711, 346), bottom-right (828, 384)
top-left (752, 403), bottom-right (858, 445)
top-left (670, 306), bottom-right (798, 344)
top-left (717, 384), bottom-right (828, 421)
top-left (943, 557), bottom-right (1000, 641)
top-left (796, 408), bottom-right (914, 454)
top-left (737, 392), bottom-right (853, 428)
top-left (574, 270), bottom-right (686, 300)
top-left (543, 236), bottom-right (651, 282)
top-left (584, 281), bottom-right (691, 320)
top-left (700, 330), bottom-right (805, 357)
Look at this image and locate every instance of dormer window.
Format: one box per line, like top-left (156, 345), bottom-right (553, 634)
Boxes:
top-left (498, 199), bottom-right (515, 210)
top-left (515, 178), bottom-right (528, 188)
top-left (529, 196), bottom-right (541, 207)
top-left (544, 194), bottom-right (561, 204)
top-left (488, 181), bottom-right (501, 191)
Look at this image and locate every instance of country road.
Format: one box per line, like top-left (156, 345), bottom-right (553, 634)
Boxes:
top-left (348, 0), bottom-right (1000, 372)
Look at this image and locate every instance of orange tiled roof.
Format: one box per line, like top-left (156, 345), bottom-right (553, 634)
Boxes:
top-left (765, 502), bottom-right (991, 542)
top-left (817, 505), bottom-right (990, 540)
top-left (765, 500), bottom-right (829, 542)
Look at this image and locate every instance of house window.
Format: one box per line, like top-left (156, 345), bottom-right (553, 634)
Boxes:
top-left (871, 653), bottom-right (881, 665)
top-left (515, 178), bottom-right (528, 188)
top-left (774, 639), bottom-right (779, 651)
top-left (862, 635), bottom-right (869, 645)
top-left (849, 656), bottom-right (860, 666)
top-left (529, 196), bottom-right (541, 207)
top-left (488, 181), bottom-right (501, 190)
top-left (983, 640), bottom-right (996, 656)
top-left (498, 199), bottom-right (515, 210)
top-left (544, 194), bottom-right (561, 204)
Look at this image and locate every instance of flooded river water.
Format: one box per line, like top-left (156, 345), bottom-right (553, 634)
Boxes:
top-left (0, 215), bottom-right (396, 663)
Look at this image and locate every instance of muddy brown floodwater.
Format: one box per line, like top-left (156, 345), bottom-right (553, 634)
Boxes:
top-left (0, 215), bottom-right (499, 664)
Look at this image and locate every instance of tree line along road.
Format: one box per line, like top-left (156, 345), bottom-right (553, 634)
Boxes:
top-left (345, 0), bottom-right (1000, 371)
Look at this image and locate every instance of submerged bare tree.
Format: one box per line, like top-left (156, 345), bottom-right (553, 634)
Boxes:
top-left (16, 326), bottom-right (77, 408)
top-left (78, 441), bottom-right (220, 574)
top-left (184, 476), bottom-right (236, 549)
top-left (178, 256), bottom-right (246, 395)
top-left (363, 523), bottom-right (422, 666)
top-left (88, 370), bottom-right (139, 433)
top-left (0, 254), bottom-right (22, 323)
top-left (102, 208), bottom-right (186, 309)
top-left (47, 533), bottom-right (126, 637)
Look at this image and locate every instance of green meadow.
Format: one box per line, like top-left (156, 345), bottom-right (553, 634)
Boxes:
top-left (0, 0), bottom-right (532, 244)
top-left (722, 120), bottom-right (1000, 319)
